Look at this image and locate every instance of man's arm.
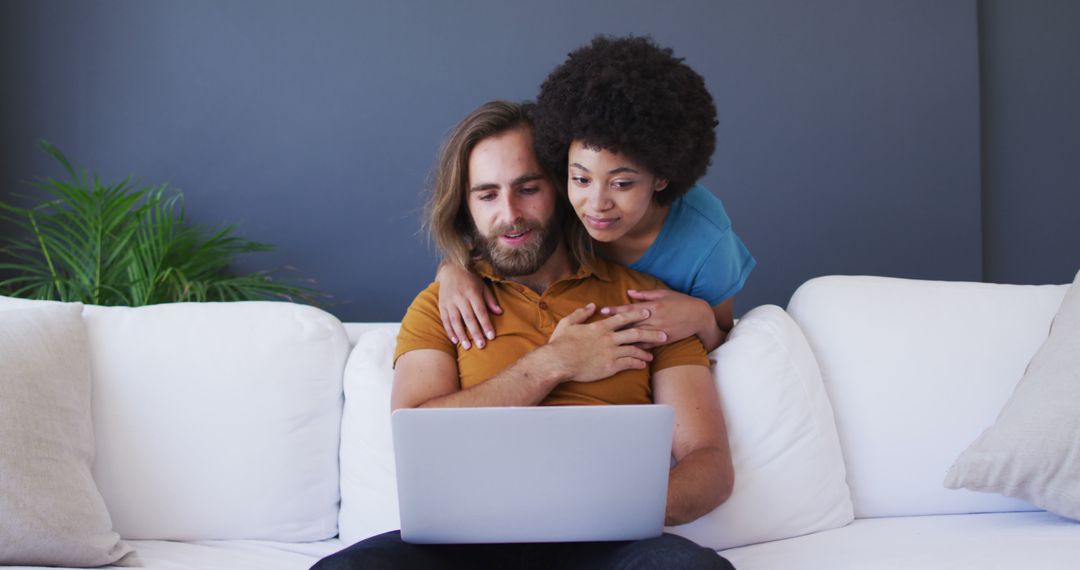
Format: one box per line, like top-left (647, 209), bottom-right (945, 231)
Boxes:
top-left (391, 304), bottom-right (667, 411)
top-left (653, 364), bottom-right (734, 526)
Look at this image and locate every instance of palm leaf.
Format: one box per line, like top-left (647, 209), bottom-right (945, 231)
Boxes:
top-left (0, 142), bottom-right (322, 307)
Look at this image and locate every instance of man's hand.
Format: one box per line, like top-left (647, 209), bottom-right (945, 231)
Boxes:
top-left (546, 303), bottom-right (668, 383)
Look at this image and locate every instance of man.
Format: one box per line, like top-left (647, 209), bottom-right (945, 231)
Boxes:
top-left (313, 101), bottom-right (735, 569)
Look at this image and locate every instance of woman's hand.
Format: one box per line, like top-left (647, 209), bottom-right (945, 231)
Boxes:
top-left (600, 289), bottom-right (721, 350)
top-left (435, 263), bottom-right (502, 349)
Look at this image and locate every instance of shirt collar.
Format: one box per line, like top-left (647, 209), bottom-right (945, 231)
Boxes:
top-left (473, 256), bottom-right (613, 286)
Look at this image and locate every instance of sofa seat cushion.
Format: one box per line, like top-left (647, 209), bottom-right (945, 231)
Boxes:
top-left (722, 511), bottom-right (1080, 570)
top-left (1, 538), bottom-right (345, 570)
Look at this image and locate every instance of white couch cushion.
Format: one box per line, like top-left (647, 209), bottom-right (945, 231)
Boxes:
top-left (721, 511), bottom-right (1080, 570)
top-left (81, 301), bottom-right (350, 541)
top-left (788, 276), bottom-right (1068, 517)
top-left (667, 305), bottom-right (853, 549)
top-left (0, 302), bottom-right (134, 567)
top-left (945, 269), bottom-right (1080, 519)
top-left (338, 325), bottom-right (401, 545)
top-left (2, 538), bottom-right (345, 570)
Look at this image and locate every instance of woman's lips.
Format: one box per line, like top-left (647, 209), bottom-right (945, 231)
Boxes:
top-left (584, 215), bottom-right (619, 230)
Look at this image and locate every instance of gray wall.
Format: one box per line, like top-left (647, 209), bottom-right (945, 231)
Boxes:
top-left (980, 0), bottom-right (1080, 285)
top-left (1, 1), bottom-right (1075, 322)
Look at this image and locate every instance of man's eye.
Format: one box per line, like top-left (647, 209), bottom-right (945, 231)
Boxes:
top-left (478, 192), bottom-right (497, 201)
top-left (520, 186), bottom-right (539, 195)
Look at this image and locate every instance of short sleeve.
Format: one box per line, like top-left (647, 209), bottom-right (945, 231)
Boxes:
top-left (393, 282), bottom-right (457, 367)
top-left (691, 228), bottom-right (756, 306)
top-left (650, 335), bottom-right (710, 374)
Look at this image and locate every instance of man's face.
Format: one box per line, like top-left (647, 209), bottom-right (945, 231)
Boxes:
top-left (466, 126), bottom-right (560, 276)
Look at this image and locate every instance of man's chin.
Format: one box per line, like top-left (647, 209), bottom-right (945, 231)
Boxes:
top-left (488, 254), bottom-right (543, 277)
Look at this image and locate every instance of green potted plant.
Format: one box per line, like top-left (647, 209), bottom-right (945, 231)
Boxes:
top-left (0, 141), bottom-right (319, 306)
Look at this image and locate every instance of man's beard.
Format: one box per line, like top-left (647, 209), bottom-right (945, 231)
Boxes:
top-left (473, 218), bottom-right (560, 277)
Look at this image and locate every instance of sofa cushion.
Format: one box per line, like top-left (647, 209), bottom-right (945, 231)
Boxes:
top-left (0, 302), bottom-right (134, 567)
top-left (721, 511), bottom-right (1080, 570)
top-left (788, 276), bottom-right (1068, 517)
top-left (944, 270), bottom-right (1080, 519)
top-left (80, 301), bottom-right (350, 541)
top-left (667, 305), bottom-right (853, 549)
top-left (338, 309), bottom-right (853, 551)
top-left (338, 325), bottom-right (402, 545)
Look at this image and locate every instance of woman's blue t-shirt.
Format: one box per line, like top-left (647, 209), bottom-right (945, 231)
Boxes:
top-left (627, 184), bottom-right (755, 306)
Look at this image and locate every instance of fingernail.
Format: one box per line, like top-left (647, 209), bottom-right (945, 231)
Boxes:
top-left (587, 303), bottom-right (595, 309)
top-left (451, 337), bottom-right (458, 344)
top-left (628, 289), bottom-right (637, 294)
top-left (477, 340), bottom-right (485, 349)
top-left (659, 332), bottom-right (668, 341)
top-left (600, 307), bottom-right (610, 315)
top-left (486, 331), bottom-right (494, 340)
top-left (641, 309), bottom-right (650, 317)
top-left (462, 340), bottom-right (471, 349)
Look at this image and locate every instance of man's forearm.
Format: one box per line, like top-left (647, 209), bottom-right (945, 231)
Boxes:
top-left (416, 346), bottom-right (569, 408)
top-left (665, 446), bottom-right (734, 526)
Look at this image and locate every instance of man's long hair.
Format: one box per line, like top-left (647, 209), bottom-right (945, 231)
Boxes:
top-left (426, 100), bottom-right (594, 272)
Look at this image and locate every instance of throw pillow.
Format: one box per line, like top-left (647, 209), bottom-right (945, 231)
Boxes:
top-left (945, 270), bottom-right (1080, 520)
top-left (668, 305), bottom-right (853, 550)
top-left (338, 325), bottom-right (403, 545)
top-left (0, 303), bottom-right (135, 567)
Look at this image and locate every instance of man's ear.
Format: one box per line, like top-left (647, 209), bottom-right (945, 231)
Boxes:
top-left (654, 178), bottom-right (669, 193)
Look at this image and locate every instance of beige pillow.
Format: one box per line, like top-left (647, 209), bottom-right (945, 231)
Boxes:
top-left (0, 303), bottom-right (135, 566)
top-left (944, 270), bottom-right (1080, 520)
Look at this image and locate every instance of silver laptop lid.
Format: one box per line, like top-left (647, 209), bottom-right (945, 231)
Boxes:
top-left (392, 404), bottom-right (674, 544)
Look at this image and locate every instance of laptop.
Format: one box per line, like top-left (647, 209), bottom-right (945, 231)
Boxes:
top-left (392, 404), bottom-right (674, 544)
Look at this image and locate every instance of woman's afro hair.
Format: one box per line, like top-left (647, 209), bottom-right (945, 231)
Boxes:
top-left (533, 35), bottom-right (718, 205)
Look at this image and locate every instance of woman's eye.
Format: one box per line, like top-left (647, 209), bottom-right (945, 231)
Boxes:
top-left (613, 180), bottom-right (636, 189)
top-left (571, 176), bottom-right (590, 186)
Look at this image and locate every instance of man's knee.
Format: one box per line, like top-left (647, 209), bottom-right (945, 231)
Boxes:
top-left (309, 531), bottom-right (418, 570)
top-left (617, 534), bottom-right (735, 570)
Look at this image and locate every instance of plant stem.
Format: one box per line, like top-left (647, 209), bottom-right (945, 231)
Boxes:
top-left (29, 211), bottom-right (64, 300)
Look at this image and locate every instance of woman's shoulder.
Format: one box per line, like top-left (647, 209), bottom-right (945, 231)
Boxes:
top-left (672, 184), bottom-right (734, 235)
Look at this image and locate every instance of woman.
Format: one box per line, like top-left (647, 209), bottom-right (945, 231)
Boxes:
top-left (437, 35), bottom-right (755, 352)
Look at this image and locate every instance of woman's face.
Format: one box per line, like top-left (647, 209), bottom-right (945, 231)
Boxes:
top-left (567, 140), bottom-right (668, 243)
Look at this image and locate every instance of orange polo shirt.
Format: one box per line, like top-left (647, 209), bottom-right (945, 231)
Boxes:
top-left (394, 258), bottom-right (710, 406)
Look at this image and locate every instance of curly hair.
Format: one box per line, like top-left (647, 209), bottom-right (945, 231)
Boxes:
top-left (533, 35), bottom-right (718, 205)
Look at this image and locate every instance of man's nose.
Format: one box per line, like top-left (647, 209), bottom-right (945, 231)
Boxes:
top-left (497, 193), bottom-right (524, 224)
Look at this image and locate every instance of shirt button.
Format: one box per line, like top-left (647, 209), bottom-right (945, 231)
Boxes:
top-left (538, 301), bottom-right (548, 310)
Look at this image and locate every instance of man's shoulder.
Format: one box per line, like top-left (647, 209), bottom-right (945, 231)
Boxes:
top-left (401, 281), bottom-right (441, 322)
top-left (395, 280), bottom-right (455, 366)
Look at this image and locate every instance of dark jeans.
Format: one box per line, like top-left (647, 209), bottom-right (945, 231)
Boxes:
top-left (311, 530), bottom-right (735, 570)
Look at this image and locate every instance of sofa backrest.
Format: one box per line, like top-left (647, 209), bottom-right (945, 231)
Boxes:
top-left (0, 296), bottom-right (351, 542)
top-left (787, 276), bottom-right (1068, 518)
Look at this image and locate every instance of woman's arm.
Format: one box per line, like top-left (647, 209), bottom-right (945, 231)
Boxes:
top-left (435, 261), bottom-right (502, 349)
top-left (600, 292), bottom-right (734, 352)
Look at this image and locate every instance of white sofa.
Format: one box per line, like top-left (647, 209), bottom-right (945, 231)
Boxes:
top-left (1, 275), bottom-right (1077, 569)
